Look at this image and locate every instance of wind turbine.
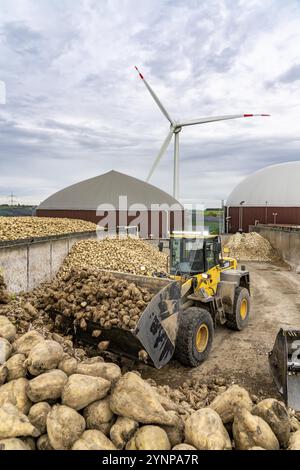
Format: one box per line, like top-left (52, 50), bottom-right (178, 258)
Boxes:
top-left (135, 66), bottom-right (270, 199)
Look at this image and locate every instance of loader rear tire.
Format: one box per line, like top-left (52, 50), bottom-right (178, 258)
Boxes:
top-left (174, 307), bottom-right (214, 367)
top-left (226, 287), bottom-right (250, 331)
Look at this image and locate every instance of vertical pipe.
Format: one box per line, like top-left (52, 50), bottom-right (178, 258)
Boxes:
top-left (226, 206), bottom-right (230, 234)
top-left (173, 132), bottom-right (179, 200)
top-left (220, 199), bottom-right (224, 234)
top-left (228, 206), bottom-right (231, 233)
top-left (241, 206), bottom-right (243, 231)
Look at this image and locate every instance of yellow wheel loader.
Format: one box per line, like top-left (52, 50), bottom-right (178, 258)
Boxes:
top-left (51, 232), bottom-right (251, 369)
top-left (168, 232), bottom-right (251, 367)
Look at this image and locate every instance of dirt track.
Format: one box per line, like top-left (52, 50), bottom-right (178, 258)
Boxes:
top-left (139, 261), bottom-right (300, 397)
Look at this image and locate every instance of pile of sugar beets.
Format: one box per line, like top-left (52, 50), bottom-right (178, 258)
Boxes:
top-left (39, 269), bottom-right (154, 334)
top-left (1, 316), bottom-right (300, 451)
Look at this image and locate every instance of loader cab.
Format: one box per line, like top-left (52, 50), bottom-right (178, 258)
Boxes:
top-left (170, 232), bottom-right (222, 276)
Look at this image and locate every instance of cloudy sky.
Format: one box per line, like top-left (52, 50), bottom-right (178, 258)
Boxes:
top-left (0, 0), bottom-right (300, 206)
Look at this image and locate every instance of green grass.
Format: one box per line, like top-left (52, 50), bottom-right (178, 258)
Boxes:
top-left (0, 205), bottom-right (36, 216)
top-left (205, 209), bottom-right (223, 217)
top-left (205, 222), bottom-right (220, 234)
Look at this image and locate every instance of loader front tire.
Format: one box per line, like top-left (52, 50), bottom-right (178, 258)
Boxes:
top-left (226, 286), bottom-right (251, 331)
top-left (175, 307), bottom-right (214, 367)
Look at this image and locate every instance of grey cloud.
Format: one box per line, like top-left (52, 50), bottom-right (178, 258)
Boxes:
top-left (206, 47), bottom-right (238, 73)
top-left (1, 21), bottom-right (44, 56)
top-left (278, 64), bottom-right (300, 84)
top-left (266, 65), bottom-right (300, 88)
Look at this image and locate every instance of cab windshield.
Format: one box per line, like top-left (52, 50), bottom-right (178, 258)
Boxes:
top-left (170, 238), bottom-right (205, 275)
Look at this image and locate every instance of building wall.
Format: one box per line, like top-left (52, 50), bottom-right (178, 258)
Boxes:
top-left (36, 209), bottom-right (185, 238)
top-left (226, 206), bottom-right (300, 233)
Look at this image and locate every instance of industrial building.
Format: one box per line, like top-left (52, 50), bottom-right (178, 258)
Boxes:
top-left (36, 170), bottom-right (184, 238)
top-left (225, 161), bottom-right (300, 233)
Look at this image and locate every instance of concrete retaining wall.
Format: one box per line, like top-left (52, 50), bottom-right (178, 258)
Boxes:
top-left (0, 231), bottom-right (97, 292)
top-left (250, 225), bottom-right (300, 269)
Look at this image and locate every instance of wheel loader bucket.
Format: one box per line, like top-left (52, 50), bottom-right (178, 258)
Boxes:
top-left (51, 271), bottom-right (182, 369)
top-left (269, 328), bottom-right (300, 410)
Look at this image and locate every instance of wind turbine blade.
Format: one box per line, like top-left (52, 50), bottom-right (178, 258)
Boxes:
top-left (147, 127), bottom-right (174, 181)
top-left (180, 114), bottom-right (270, 127)
top-left (135, 66), bottom-right (174, 125)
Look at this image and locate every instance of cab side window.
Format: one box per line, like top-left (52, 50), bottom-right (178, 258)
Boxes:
top-left (205, 240), bottom-right (215, 270)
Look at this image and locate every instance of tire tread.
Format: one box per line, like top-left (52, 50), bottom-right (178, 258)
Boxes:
top-left (175, 307), bottom-right (214, 367)
top-left (226, 286), bottom-right (250, 331)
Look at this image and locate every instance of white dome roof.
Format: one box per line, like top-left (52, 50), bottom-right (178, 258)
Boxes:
top-left (226, 162), bottom-right (300, 207)
top-left (38, 170), bottom-right (182, 210)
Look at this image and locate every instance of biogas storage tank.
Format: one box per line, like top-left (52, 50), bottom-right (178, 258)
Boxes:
top-left (225, 162), bottom-right (300, 232)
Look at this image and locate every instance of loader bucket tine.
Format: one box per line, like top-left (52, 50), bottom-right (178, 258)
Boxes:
top-left (269, 328), bottom-right (300, 411)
